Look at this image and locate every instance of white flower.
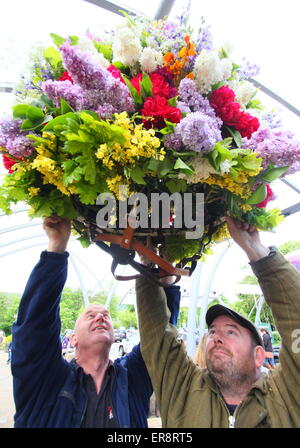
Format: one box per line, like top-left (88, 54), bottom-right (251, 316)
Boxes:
top-left (77, 37), bottom-right (110, 68)
top-left (193, 50), bottom-right (233, 94)
top-left (228, 80), bottom-right (257, 109)
top-left (179, 156), bottom-right (217, 184)
top-left (112, 23), bottom-right (142, 66)
top-left (140, 47), bottom-right (163, 73)
top-left (219, 159), bottom-right (232, 174)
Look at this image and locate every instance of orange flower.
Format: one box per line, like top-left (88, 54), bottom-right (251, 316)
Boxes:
top-left (163, 36), bottom-right (196, 84)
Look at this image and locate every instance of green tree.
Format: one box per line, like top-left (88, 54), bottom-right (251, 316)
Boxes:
top-left (0, 293), bottom-right (20, 335)
top-left (279, 240), bottom-right (300, 255)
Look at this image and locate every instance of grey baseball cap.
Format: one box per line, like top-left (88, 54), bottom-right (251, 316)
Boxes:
top-left (206, 304), bottom-right (263, 347)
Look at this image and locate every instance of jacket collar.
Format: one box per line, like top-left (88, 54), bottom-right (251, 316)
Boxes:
top-left (203, 369), bottom-right (269, 396)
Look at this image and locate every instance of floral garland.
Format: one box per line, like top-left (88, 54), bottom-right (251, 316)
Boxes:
top-left (0, 12), bottom-right (299, 263)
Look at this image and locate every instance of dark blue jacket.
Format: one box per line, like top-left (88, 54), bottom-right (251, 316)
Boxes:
top-left (11, 251), bottom-right (181, 428)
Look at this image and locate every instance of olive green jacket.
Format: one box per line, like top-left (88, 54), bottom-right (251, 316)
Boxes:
top-left (136, 250), bottom-right (300, 427)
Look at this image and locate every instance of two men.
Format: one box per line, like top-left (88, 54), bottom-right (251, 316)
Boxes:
top-left (136, 217), bottom-right (300, 427)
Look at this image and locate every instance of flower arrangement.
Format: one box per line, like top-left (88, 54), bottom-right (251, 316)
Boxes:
top-left (1, 12), bottom-right (300, 266)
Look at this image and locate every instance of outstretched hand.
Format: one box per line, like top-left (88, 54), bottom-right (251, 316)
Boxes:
top-left (43, 216), bottom-right (71, 254)
top-left (224, 216), bottom-right (270, 262)
top-left (139, 237), bottom-right (176, 286)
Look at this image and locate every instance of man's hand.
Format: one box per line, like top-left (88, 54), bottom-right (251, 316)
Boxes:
top-left (224, 216), bottom-right (270, 262)
top-left (43, 216), bottom-right (71, 254)
top-left (139, 237), bottom-right (176, 286)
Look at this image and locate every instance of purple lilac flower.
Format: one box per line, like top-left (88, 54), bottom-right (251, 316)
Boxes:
top-left (238, 58), bottom-right (260, 79)
top-left (242, 128), bottom-right (300, 175)
top-left (59, 41), bottom-right (111, 90)
top-left (5, 135), bottom-right (34, 158)
top-left (164, 132), bottom-right (184, 151)
top-left (178, 78), bottom-right (222, 123)
top-left (0, 118), bottom-right (23, 148)
top-left (42, 80), bottom-right (84, 109)
top-left (0, 117), bottom-right (35, 158)
top-left (261, 111), bottom-right (282, 129)
top-left (167, 111), bottom-right (222, 154)
top-left (43, 42), bottom-right (134, 116)
top-left (195, 26), bottom-right (213, 52)
top-left (40, 64), bottom-right (56, 81)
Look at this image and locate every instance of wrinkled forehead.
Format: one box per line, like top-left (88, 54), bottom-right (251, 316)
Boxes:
top-left (85, 304), bottom-right (109, 315)
top-left (209, 314), bottom-right (242, 330)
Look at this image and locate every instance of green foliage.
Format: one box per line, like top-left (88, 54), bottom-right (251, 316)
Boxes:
top-left (164, 234), bottom-right (201, 263)
top-left (207, 138), bottom-right (262, 180)
top-left (0, 293), bottom-right (20, 335)
top-left (272, 330), bottom-right (281, 345)
top-left (246, 183), bottom-right (267, 205)
top-left (244, 207), bottom-right (284, 230)
top-left (279, 240), bottom-right (300, 255)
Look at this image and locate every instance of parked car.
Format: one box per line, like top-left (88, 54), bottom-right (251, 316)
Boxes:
top-left (118, 333), bottom-right (140, 356)
top-left (114, 329), bottom-right (122, 343)
top-left (118, 327), bottom-right (127, 339)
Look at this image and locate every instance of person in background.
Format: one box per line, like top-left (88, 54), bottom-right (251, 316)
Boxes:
top-left (11, 216), bottom-right (180, 428)
top-left (194, 332), bottom-right (208, 368)
top-left (6, 341), bottom-right (12, 365)
top-left (260, 327), bottom-right (275, 369)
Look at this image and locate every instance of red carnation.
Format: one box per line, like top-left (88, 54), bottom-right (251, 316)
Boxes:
top-left (131, 72), bottom-right (177, 99)
top-left (2, 154), bottom-right (17, 173)
top-left (210, 86), bottom-right (241, 126)
top-left (210, 86), bottom-right (236, 109)
top-left (141, 96), bottom-right (182, 129)
top-left (256, 184), bottom-right (274, 208)
top-left (235, 112), bottom-right (260, 139)
top-left (210, 85), bottom-right (260, 139)
top-left (107, 65), bottom-right (126, 84)
top-left (58, 71), bottom-right (74, 83)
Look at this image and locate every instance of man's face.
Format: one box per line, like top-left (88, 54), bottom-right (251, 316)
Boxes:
top-left (205, 315), bottom-right (260, 384)
top-left (72, 304), bottom-right (114, 350)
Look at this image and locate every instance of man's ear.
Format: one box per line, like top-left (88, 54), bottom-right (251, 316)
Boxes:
top-left (254, 346), bottom-right (266, 368)
top-left (71, 332), bottom-right (78, 348)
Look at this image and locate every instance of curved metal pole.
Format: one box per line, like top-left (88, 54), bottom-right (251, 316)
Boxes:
top-left (0, 207), bottom-right (29, 216)
top-left (186, 260), bottom-right (203, 356)
top-left (154, 0), bottom-right (177, 19)
top-left (69, 250), bottom-right (106, 295)
top-left (0, 238), bottom-right (77, 257)
top-left (0, 222), bottom-right (41, 234)
top-left (69, 252), bottom-right (90, 309)
top-left (105, 265), bottom-right (127, 309)
top-left (255, 295), bottom-right (265, 327)
top-left (249, 78), bottom-right (300, 117)
top-left (198, 243), bottom-right (231, 341)
top-left (0, 232), bottom-right (45, 249)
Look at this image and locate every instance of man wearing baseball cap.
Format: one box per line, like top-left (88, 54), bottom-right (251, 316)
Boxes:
top-left (136, 217), bottom-right (300, 427)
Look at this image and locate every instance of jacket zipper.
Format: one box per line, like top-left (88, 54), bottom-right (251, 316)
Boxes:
top-left (228, 415), bottom-right (235, 428)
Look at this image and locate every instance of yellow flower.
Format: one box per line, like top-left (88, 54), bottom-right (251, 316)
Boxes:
top-left (212, 223), bottom-right (231, 242)
top-left (95, 115), bottom-right (163, 170)
top-left (35, 132), bottom-right (57, 157)
top-left (106, 175), bottom-right (131, 200)
top-left (28, 187), bottom-right (40, 197)
top-left (31, 156), bottom-right (74, 196)
top-left (202, 173), bottom-right (252, 199)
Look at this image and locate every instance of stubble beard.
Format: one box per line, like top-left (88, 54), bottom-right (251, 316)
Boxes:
top-left (207, 350), bottom-right (256, 394)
